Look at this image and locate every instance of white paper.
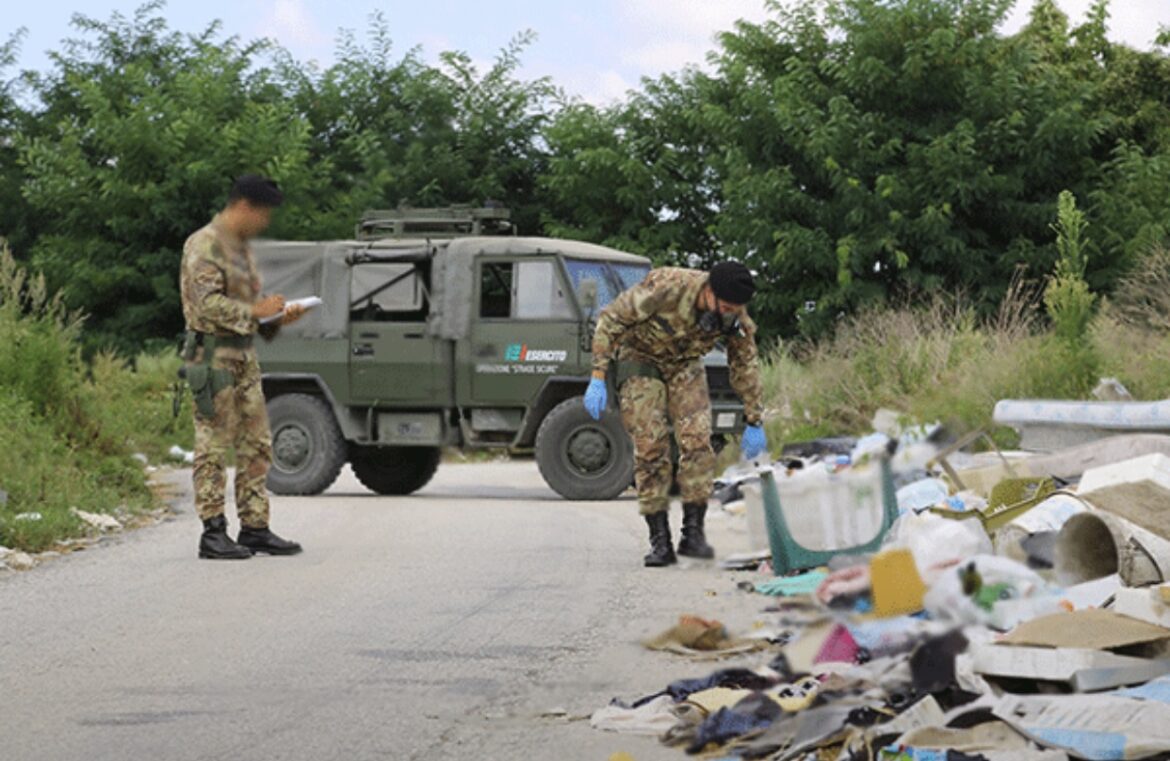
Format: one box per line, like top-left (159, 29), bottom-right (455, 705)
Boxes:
top-left (994, 693), bottom-right (1170, 760)
top-left (260, 296), bottom-right (322, 324)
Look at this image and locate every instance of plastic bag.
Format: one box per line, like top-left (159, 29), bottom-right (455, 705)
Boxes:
top-left (923, 554), bottom-right (1063, 629)
top-left (882, 512), bottom-right (993, 583)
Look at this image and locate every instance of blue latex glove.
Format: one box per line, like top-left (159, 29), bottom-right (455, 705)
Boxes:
top-left (742, 424), bottom-right (767, 459)
top-left (583, 378), bottom-right (607, 420)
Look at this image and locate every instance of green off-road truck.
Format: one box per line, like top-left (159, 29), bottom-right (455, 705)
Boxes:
top-left (252, 207), bottom-right (748, 499)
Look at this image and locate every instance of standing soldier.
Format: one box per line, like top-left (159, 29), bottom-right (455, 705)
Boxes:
top-left (180, 175), bottom-right (305, 559)
top-left (584, 261), bottom-right (768, 567)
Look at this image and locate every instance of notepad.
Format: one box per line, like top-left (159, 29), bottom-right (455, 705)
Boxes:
top-left (260, 296), bottom-right (322, 324)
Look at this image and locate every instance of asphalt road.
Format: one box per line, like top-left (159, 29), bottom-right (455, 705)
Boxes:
top-left (0, 461), bottom-right (765, 761)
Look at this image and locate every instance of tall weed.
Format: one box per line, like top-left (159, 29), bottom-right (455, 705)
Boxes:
top-left (0, 245), bottom-right (174, 551)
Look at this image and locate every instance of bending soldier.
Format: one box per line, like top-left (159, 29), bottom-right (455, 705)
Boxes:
top-left (585, 261), bottom-right (768, 566)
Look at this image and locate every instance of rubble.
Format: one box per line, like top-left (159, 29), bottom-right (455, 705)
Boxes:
top-left (592, 416), bottom-right (1170, 760)
top-left (70, 508), bottom-right (122, 532)
top-left (5, 552), bottom-right (36, 571)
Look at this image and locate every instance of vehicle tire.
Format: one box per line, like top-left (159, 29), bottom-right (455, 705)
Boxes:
top-left (266, 393), bottom-right (347, 495)
top-left (535, 397), bottom-right (635, 501)
top-left (350, 445), bottom-right (442, 495)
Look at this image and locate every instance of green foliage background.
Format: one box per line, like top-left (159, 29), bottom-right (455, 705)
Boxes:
top-left (2, 0), bottom-right (1169, 353)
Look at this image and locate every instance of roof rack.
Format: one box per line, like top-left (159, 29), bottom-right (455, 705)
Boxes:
top-left (355, 205), bottom-right (514, 240)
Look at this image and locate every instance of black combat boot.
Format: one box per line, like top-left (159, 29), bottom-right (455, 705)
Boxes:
top-left (643, 511), bottom-right (677, 567)
top-left (237, 526), bottom-right (303, 556)
top-left (677, 501), bottom-right (715, 559)
top-left (199, 515), bottom-right (253, 560)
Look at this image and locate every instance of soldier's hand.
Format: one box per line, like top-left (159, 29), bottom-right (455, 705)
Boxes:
top-left (583, 378), bottom-right (607, 420)
top-left (742, 424), bottom-right (767, 460)
top-left (252, 294), bottom-right (286, 320)
top-left (281, 303), bottom-right (307, 325)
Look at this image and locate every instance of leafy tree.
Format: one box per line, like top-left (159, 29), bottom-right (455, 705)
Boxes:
top-left (272, 18), bottom-right (558, 237)
top-left (17, 2), bottom-right (314, 353)
top-left (542, 0), bottom-right (1170, 342)
top-left (0, 30), bottom-right (33, 257)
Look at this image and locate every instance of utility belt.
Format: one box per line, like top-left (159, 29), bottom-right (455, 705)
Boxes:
top-left (613, 359), bottom-right (663, 391)
top-left (173, 331), bottom-right (250, 419)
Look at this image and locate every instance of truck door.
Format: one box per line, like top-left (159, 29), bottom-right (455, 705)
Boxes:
top-left (464, 256), bottom-right (579, 405)
top-left (348, 261), bottom-right (443, 404)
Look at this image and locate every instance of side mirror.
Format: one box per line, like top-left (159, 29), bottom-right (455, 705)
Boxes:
top-left (578, 279), bottom-right (598, 312)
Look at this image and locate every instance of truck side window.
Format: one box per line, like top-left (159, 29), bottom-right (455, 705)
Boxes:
top-left (514, 261), bottom-right (574, 320)
top-left (351, 263), bottom-right (428, 322)
top-left (480, 262), bottom-right (513, 318)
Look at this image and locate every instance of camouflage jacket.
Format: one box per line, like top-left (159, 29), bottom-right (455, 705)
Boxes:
top-left (591, 267), bottom-right (765, 425)
top-left (180, 214), bottom-right (263, 361)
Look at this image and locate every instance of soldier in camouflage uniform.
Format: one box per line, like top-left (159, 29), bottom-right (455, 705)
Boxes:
top-left (585, 261), bottom-right (768, 566)
top-left (180, 175), bottom-right (306, 560)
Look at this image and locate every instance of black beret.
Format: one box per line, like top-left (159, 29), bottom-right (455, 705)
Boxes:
top-left (708, 260), bottom-right (755, 305)
top-left (228, 174), bottom-right (284, 207)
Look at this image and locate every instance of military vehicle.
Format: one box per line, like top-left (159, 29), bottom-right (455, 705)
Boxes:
top-left (252, 206), bottom-right (748, 499)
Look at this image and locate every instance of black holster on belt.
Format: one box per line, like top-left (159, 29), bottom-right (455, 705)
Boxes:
top-left (177, 331), bottom-right (249, 420)
top-left (613, 359), bottom-right (663, 394)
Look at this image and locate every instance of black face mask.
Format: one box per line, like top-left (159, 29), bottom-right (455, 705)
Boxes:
top-left (699, 309), bottom-right (741, 335)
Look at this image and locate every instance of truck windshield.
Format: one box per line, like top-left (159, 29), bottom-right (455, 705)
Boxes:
top-left (563, 259), bottom-right (650, 310)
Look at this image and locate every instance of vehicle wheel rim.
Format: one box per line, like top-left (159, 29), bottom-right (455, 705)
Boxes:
top-left (564, 424), bottom-right (613, 477)
top-left (272, 423), bottom-right (312, 473)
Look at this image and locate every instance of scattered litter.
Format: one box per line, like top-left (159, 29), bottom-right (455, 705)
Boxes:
top-left (13, 512), bottom-right (42, 522)
top-left (591, 696), bottom-right (677, 735)
top-left (1079, 454), bottom-right (1170, 537)
top-left (642, 615), bottom-right (772, 658)
top-left (592, 419), bottom-right (1170, 761)
top-left (924, 554), bottom-right (1062, 629)
top-left (994, 693), bottom-right (1170, 760)
top-left (70, 508), bottom-right (122, 531)
top-left (1055, 510), bottom-right (1170, 587)
top-left (131, 452), bottom-right (148, 465)
top-left (1113, 586), bottom-right (1170, 628)
top-left (720, 549), bottom-right (770, 571)
top-left (168, 445), bottom-right (195, 464)
top-left (1094, 377), bottom-right (1134, 402)
top-left (971, 644), bottom-right (1170, 691)
top-left (871, 549), bottom-right (926, 617)
top-left (999, 609), bottom-right (1170, 651)
top-left (754, 569), bottom-right (828, 597)
top-left (884, 511), bottom-right (993, 583)
top-left (1061, 574), bottom-right (1121, 610)
top-left (5, 552), bottom-right (35, 570)
top-left (896, 477), bottom-right (950, 513)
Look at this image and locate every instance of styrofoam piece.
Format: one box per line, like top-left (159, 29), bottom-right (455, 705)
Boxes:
top-left (1114, 588), bottom-right (1170, 629)
top-left (1078, 454), bottom-right (1170, 542)
top-left (971, 644), bottom-right (1170, 691)
top-left (1061, 574), bottom-right (1121, 610)
top-left (1080, 453), bottom-right (1170, 495)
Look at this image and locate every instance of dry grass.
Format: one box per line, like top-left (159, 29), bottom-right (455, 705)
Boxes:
top-left (758, 270), bottom-right (1095, 449)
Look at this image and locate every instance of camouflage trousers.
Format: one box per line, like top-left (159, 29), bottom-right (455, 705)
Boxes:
top-left (619, 361), bottom-right (714, 515)
top-left (192, 352), bottom-right (272, 528)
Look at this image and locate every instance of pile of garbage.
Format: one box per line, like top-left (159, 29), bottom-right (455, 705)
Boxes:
top-left (591, 410), bottom-right (1170, 760)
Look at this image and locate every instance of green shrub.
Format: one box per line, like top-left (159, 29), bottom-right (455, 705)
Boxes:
top-left (1044, 191), bottom-right (1096, 345)
top-left (0, 245), bottom-right (174, 551)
